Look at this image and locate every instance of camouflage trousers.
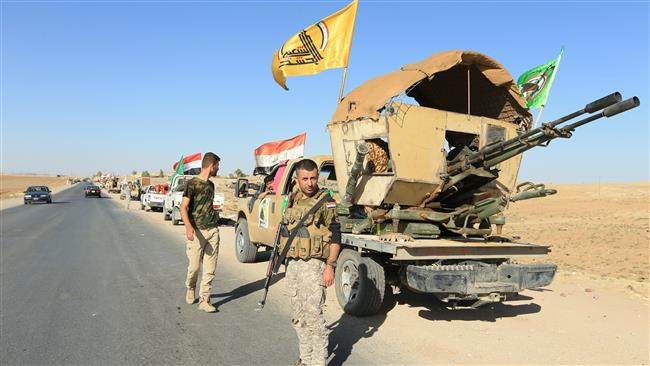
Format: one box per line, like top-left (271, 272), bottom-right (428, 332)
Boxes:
top-left (286, 259), bottom-right (328, 366)
top-left (185, 226), bottom-right (220, 299)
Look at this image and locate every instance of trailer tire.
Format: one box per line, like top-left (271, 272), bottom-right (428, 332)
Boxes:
top-left (235, 218), bottom-right (257, 263)
top-left (335, 249), bottom-right (385, 316)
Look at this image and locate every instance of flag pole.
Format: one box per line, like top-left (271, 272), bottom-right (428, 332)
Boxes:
top-left (533, 47), bottom-right (564, 128)
top-left (534, 105), bottom-right (545, 128)
top-left (338, 0), bottom-right (359, 103)
top-left (338, 67), bottom-right (349, 102)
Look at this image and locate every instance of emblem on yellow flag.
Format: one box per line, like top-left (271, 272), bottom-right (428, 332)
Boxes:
top-left (272, 0), bottom-right (358, 90)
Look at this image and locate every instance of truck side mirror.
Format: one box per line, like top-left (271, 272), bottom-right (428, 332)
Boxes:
top-left (236, 178), bottom-right (249, 198)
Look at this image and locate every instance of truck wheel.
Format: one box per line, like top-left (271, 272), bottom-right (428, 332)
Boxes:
top-left (335, 249), bottom-right (385, 316)
top-left (172, 208), bottom-right (181, 225)
top-left (234, 218), bottom-right (257, 263)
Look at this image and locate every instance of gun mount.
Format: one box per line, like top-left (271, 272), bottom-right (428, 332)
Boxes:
top-left (328, 50), bottom-right (640, 239)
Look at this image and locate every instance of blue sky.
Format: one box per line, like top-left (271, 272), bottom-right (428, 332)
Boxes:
top-left (1, 0), bottom-right (648, 183)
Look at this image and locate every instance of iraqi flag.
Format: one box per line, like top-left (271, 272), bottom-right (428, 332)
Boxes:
top-left (254, 133), bottom-right (306, 175)
top-left (172, 152), bottom-right (202, 175)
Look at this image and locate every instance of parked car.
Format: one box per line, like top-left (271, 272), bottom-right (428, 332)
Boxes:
top-left (84, 185), bottom-right (101, 198)
top-left (24, 186), bottom-right (52, 204)
top-left (140, 185), bottom-right (166, 211)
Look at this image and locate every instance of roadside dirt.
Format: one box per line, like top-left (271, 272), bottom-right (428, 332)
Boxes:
top-left (112, 187), bottom-right (649, 365)
top-left (506, 182), bottom-right (649, 289)
top-left (0, 175), bottom-right (72, 200)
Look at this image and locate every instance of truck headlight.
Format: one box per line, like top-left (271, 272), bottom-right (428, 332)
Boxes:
top-left (25, 195), bottom-right (32, 198)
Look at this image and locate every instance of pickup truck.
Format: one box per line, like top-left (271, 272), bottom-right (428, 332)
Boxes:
top-left (140, 185), bottom-right (166, 212)
top-left (234, 156), bottom-right (555, 316)
top-left (163, 174), bottom-right (225, 226)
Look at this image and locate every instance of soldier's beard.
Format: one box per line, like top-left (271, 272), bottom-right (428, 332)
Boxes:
top-left (301, 185), bottom-right (317, 197)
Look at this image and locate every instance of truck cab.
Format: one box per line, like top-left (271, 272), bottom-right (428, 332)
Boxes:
top-left (234, 156), bottom-right (337, 263)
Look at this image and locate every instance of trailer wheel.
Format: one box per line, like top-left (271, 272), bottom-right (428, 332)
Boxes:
top-left (235, 218), bottom-right (257, 263)
top-left (335, 249), bottom-right (385, 316)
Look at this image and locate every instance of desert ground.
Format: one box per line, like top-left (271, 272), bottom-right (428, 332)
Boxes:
top-left (506, 182), bottom-right (649, 295)
top-left (0, 174), bottom-right (72, 199)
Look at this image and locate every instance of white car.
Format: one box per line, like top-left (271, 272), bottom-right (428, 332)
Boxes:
top-left (140, 185), bottom-right (166, 212)
top-left (164, 175), bottom-right (224, 225)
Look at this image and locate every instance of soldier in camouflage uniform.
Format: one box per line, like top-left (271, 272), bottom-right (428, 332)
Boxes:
top-left (180, 152), bottom-right (221, 313)
top-left (281, 159), bottom-right (341, 366)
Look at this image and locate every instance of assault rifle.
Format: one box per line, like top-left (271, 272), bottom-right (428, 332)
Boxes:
top-left (256, 224), bottom-right (284, 310)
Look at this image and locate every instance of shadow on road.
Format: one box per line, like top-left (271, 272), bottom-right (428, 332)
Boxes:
top-left (211, 273), bottom-right (286, 308)
top-left (391, 290), bottom-right (542, 323)
top-left (327, 287), bottom-right (542, 364)
top-left (327, 288), bottom-right (397, 366)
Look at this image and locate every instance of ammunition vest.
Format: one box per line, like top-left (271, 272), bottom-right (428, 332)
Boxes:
top-left (280, 189), bottom-right (333, 260)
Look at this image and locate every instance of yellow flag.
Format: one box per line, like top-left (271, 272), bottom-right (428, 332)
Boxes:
top-left (272, 0), bottom-right (358, 90)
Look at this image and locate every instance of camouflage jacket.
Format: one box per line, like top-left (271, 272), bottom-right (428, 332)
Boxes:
top-left (183, 177), bottom-right (218, 229)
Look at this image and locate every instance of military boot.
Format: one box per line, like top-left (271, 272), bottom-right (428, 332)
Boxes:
top-left (198, 296), bottom-right (216, 313)
top-left (185, 288), bottom-right (196, 305)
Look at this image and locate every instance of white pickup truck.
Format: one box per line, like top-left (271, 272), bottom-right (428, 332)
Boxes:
top-left (140, 185), bottom-right (166, 212)
top-left (163, 174), bottom-right (225, 225)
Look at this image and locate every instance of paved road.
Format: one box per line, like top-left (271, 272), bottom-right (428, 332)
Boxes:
top-left (1, 184), bottom-right (366, 365)
top-left (2, 185), bottom-right (648, 365)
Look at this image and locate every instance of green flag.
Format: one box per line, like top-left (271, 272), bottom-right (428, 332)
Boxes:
top-left (170, 155), bottom-right (184, 184)
top-left (518, 48), bottom-right (563, 109)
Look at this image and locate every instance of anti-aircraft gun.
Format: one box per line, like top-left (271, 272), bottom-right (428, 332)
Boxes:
top-left (326, 50), bottom-right (640, 315)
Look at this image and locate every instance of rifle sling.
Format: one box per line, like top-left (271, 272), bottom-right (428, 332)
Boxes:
top-left (273, 193), bottom-right (333, 273)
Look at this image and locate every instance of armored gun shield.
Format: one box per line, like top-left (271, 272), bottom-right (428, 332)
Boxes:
top-left (328, 50), bottom-right (530, 208)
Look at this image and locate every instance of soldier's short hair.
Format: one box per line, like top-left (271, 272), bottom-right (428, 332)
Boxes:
top-left (294, 159), bottom-right (318, 173)
top-left (202, 152), bottom-right (221, 168)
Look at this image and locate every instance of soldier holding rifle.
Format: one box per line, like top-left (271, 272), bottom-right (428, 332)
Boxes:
top-left (260, 159), bottom-right (341, 366)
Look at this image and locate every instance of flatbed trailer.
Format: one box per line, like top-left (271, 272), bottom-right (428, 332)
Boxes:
top-left (341, 234), bottom-right (552, 260)
top-left (335, 234), bottom-right (556, 314)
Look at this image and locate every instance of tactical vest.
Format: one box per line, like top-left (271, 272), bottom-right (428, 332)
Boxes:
top-left (279, 189), bottom-right (333, 260)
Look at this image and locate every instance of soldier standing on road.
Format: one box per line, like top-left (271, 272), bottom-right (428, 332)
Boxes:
top-left (180, 152), bottom-right (221, 313)
top-left (124, 183), bottom-right (131, 210)
top-left (282, 159), bottom-right (341, 366)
